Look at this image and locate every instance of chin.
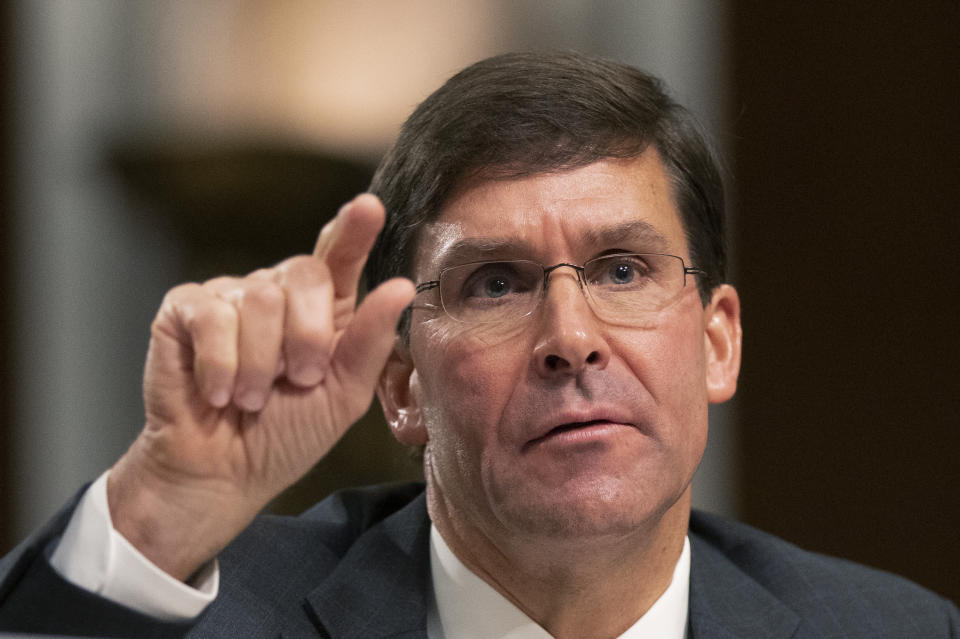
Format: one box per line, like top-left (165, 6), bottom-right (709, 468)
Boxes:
top-left (492, 475), bottom-right (676, 541)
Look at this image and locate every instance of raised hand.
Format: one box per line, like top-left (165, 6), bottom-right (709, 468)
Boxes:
top-left (107, 194), bottom-right (415, 581)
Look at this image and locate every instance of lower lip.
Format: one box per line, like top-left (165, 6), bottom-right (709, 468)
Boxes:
top-left (526, 421), bottom-right (635, 450)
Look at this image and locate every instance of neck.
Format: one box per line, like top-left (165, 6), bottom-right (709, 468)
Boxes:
top-left (427, 478), bottom-right (690, 639)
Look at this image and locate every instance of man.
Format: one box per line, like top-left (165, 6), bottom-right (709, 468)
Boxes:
top-left (0, 52), bottom-right (956, 638)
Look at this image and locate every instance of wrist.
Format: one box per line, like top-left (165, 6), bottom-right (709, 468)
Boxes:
top-left (107, 442), bottom-right (255, 582)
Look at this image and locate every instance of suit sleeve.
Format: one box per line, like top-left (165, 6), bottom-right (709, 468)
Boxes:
top-left (948, 596), bottom-right (960, 638)
top-left (0, 485), bottom-right (198, 638)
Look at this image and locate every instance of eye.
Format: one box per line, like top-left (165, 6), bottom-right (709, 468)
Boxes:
top-left (609, 262), bottom-right (635, 285)
top-left (460, 262), bottom-right (534, 300)
top-left (588, 254), bottom-right (652, 288)
top-left (477, 274), bottom-right (511, 298)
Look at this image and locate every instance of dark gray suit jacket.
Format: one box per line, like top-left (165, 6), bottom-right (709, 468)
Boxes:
top-left (0, 482), bottom-right (956, 638)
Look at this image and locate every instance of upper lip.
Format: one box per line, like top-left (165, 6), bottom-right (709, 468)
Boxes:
top-left (525, 406), bottom-right (639, 446)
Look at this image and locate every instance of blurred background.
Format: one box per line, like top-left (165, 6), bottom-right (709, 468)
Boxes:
top-left (1, 1), bottom-right (956, 603)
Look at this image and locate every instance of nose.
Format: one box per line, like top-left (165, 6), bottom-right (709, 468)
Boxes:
top-left (532, 269), bottom-right (611, 378)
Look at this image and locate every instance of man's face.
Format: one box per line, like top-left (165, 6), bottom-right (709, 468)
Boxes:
top-left (392, 152), bottom-right (739, 544)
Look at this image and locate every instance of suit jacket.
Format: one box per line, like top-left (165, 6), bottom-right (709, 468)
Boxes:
top-left (0, 482), bottom-right (957, 638)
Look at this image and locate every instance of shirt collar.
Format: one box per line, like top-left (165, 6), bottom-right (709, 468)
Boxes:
top-left (428, 525), bottom-right (690, 639)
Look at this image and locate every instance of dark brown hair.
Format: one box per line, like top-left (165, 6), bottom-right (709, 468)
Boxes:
top-left (365, 51), bottom-right (726, 330)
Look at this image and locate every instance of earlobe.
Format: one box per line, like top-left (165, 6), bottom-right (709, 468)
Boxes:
top-left (376, 341), bottom-right (428, 446)
top-left (704, 284), bottom-right (743, 403)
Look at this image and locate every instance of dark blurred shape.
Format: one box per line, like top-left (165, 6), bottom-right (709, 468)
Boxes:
top-left (732, 2), bottom-right (959, 603)
top-left (108, 141), bottom-right (376, 276)
top-left (0, 0), bottom-right (12, 553)
top-left (109, 139), bottom-right (423, 515)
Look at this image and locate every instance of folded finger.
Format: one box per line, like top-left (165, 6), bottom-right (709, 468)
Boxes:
top-left (231, 280), bottom-right (285, 412)
top-left (166, 282), bottom-right (240, 408)
top-left (276, 255), bottom-right (335, 387)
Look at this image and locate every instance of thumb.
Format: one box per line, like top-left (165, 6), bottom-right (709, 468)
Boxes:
top-left (329, 278), bottom-right (416, 395)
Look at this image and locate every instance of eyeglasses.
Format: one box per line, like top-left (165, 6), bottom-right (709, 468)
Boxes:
top-left (414, 253), bottom-right (704, 325)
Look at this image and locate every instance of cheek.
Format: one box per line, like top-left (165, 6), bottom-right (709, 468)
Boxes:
top-left (652, 317), bottom-right (710, 465)
top-left (648, 324), bottom-right (706, 405)
top-left (414, 321), bottom-right (534, 446)
top-left (611, 307), bottom-right (709, 440)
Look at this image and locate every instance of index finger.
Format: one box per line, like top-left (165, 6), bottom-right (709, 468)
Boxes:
top-left (313, 193), bottom-right (386, 297)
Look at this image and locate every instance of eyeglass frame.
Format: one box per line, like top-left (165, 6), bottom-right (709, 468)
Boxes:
top-left (413, 253), bottom-right (706, 324)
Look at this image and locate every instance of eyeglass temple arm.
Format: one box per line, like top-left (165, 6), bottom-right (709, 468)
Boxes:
top-left (415, 281), bottom-right (440, 294)
top-left (683, 266), bottom-right (706, 286)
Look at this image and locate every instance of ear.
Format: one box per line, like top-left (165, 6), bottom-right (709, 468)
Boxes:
top-left (376, 340), bottom-right (428, 446)
top-left (703, 284), bottom-right (742, 403)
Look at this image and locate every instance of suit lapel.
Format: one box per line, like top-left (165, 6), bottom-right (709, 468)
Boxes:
top-left (304, 493), bottom-right (432, 639)
top-left (303, 497), bottom-right (804, 639)
top-left (687, 533), bottom-right (800, 639)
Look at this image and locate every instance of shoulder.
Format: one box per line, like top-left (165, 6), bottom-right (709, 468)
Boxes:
top-left (688, 509), bottom-right (959, 637)
top-left (223, 481), bottom-right (426, 565)
top-left (203, 482), bottom-right (427, 629)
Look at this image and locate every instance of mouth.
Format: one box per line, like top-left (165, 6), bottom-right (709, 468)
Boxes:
top-left (547, 419), bottom-right (610, 435)
top-left (524, 418), bottom-right (636, 451)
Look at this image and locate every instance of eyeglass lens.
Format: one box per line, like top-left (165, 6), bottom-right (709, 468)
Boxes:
top-left (437, 254), bottom-right (687, 323)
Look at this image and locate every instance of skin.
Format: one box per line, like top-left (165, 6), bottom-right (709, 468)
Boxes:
top-left (107, 152), bottom-right (740, 638)
top-left (379, 152), bottom-right (742, 638)
top-left (108, 195), bottom-right (416, 580)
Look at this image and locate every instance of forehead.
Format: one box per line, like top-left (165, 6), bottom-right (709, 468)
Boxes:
top-left (414, 152), bottom-right (687, 276)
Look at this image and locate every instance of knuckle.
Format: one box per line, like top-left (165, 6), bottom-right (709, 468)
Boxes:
top-left (281, 254), bottom-right (315, 272)
top-left (162, 282), bottom-right (202, 306)
top-left (279, 254), bottom-right (329, 284)
top-left (248, 267), bottom-right (274, 281)
top-left (148, 315), bottom-right (169, 340)
top-left (243, 281), bottom-right (285, 310)
top-left (156, 283), bottom-right (212, 334)
top-left (200, 276), bottom-right (243, 304)
top-left (203, 276), bottom-right (237, 290)
top-left (194, 299), bottom-right (237, 331)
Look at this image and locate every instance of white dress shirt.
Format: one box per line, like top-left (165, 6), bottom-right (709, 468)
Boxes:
top-left (52, 473), bottom-right (690, 638)
top-left (49, 472), bottom-right (217, 620)
top-left (427, 525), bottom-right (689, 639)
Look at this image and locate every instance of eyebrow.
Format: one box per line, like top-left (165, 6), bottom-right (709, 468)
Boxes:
top-left (433, 219), bottom-right (672, 272)
top-left (581, 220), bottom-right (669, 253)
top-left (435, 237), bottom-right (528, 272)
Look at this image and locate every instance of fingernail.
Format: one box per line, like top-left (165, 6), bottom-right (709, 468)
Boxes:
top-left (237, 390), bottom-right (265, 412)
top-left (209, 389), bottom-right (230, 408)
